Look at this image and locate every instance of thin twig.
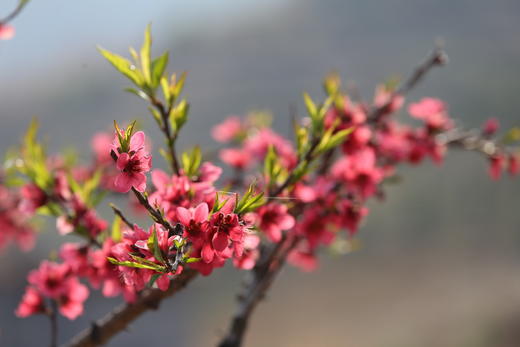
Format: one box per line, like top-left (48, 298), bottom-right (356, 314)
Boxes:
top-left (49, 300), bottom-right (58, 347)
top-left (109, 204), bottom-right (135, 229)
top-left (150, 96), bottom-right (180, 175)
top-left (63, 269), bottom-right (198, 347)
top-left (0, 0), bottom-right (29, 25)
top-left (217, 235), bottom-right (301, 347)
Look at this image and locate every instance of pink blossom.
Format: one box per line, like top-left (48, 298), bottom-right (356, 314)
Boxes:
top-left (373, 85), bottom-right (404, 115)
top-left (212, 116), bottom-right (244, 142)
top-left (332, 147), bottom-right (384, 199)
top-left (15, 287), bottom-right (46, 318)
top-left (288, 248), bottom-right (318, 272)
top-left (233, 234), bottom-right (260, 270)
top-left (27, 261), bottom-right (71, 298)
top-left (91, 132), bottom-right (113, 164)
top-left (113, 131), bottom-right (152, 193)
top-left (482, 118), bottom-right (499, 136)
top-left (220, 148), bottom-right (251, 169)
top-left (256, 203), bottom-right (295, 243)
top-left (19, 183), bottom-right (47, 213)
top-left (489, 154), bottom-right (505, 180)
top-left (0, 185), bottom-right (35, 252)
top-left (408, 98), bottom-right (453, 130)
top-left (56, 278), bottom-right (89, 320)
top-left (0, 24), bottom-right (15, 40)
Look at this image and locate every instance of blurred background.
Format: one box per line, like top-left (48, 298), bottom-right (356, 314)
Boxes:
top-left (2, 0), bottom-right (520, 346)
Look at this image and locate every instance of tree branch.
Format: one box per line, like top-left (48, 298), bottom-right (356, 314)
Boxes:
top-left (217, 235), bottom-right (301, 347)
top-left (0, 0), bottom-right (29, 25)
top-left (109, 204), bottom-right (135, 229)
top-left (63, 269), bottom-right (198, 347)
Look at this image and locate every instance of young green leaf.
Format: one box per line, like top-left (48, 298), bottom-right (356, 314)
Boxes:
top-left (98, 47), bottom-right (142, 86)
top-left (140, 24), bottom-right (152, 85)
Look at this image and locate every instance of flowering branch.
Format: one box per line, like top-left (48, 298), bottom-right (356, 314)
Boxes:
top-left (64, 269), bottom-right (198, 347)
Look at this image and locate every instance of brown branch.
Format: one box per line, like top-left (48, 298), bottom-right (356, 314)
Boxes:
top-left (439, 128), bottom-right (509, 157)
top-left (109, 204), bottom-right (135, 229)
top-left (0, 0), bottom-right (29, 25)
top-left (49, 300), bottom-right (58, 347)
top-left (218, 235), bottom-right (301, 347)
top-left (150, 96), bottom-right (180, 175)
top-left (63, 269), bottom-right (198, 347)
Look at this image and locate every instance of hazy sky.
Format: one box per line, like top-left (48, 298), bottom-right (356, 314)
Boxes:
top-left (0, 0), bottom-right (288, 78)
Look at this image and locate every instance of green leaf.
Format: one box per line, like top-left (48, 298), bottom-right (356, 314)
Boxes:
top-left (98, 47), bottom-right (142, 86)
top-left (181, 146), bottom-right (202, 177)
top-left (171, 72), bottom-right (187, 99)
top-left (107, 257), bottom-right (166, 271)
top-left (151, 52), bottom-right (169, 89)
top-left (303, 92), bottom-right (317, 117)
top-left (148, 273), bottom-right (162, 287)
top-left (169, 99), bottom-right (189, 132)
top-left (502, 127), bottom-right (520, 144)
top-left (125, 88), bottom-right (150, 101)
top-left (140, 24), bottom-right (152, 85)
top-left (147, 227), bottom-right (165, 264)
top-left (111, 214), bottom-right (122, 242)
top-left (235, 183), bottom-right (266, 214)
top-left (185, 257), bottom-right (201, 264)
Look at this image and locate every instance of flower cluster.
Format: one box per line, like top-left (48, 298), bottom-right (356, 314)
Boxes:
top-left (16, 261), bottom-right (89, 320)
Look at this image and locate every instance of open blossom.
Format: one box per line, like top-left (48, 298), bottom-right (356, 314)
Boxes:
top-left (113, 131), bottom-right (152, 193)
top-left (0, 23), bottom-right (15, 40)
top-left (176, 202), bottom-right (249, 275)
top-left (212, 116), bottom-right (244, 142)
top-left (373, 84), bottom-right (404, 115)
top-left (220, 148), bottom-right (251, 169)
top-left (408, 98), bottom-right (453, 131)
top-left (149, 168), bottom-right (217, 222)
top-left (56, 195), bottom-right (107, 237)
top-left (15, 287), bottom-right (46, 318)
top-left (19, 183), bottom-right (47, 214)
top-left (482, 118), bottom-right (499, 136)
top-left (20, 260), bottom-right (89, 320)
top-left (489, 154), bottom-right (505, 180)
top-left (332, 147), bottom-right (385, 199)
top-left (256, 203), bottom-right (295, 243)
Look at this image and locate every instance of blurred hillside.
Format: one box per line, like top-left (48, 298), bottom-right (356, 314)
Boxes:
top-left (1, 0), bottom-right (520, 346)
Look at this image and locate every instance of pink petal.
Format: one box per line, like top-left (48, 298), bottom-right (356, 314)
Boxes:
top-left (201, 243), bottom-right (215, 263)
top-left (129, 131), bottom-right (145, 151)
top-left (156, 274), bottom-right (170, 291)
top-left (131, 172), bottom-right (147, 192)
top-left (151, 170), bottom-right (169, 190)
top-left (114, 173), bottom-right (133, 193)
top-left (176, 207), bottom-right (191, 226)
top-left (212, 231), bottom-right (229, 252)
top-left (116, 153), bottom-right (130, 170)
top-left (194, 203), bottom-right (209, 223)
top-left (0, 24), bottom-right (15, 40)
top-left (279, 215), bottom-right (295, 231)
